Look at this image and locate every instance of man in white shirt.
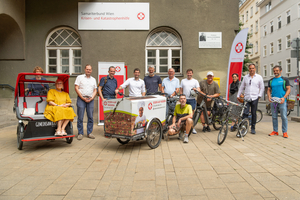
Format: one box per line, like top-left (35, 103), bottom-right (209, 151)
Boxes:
top-left (75, 64), bottom-right (97, 140)
top-left (115, 68), bottom-right (146, 97)
top-left (180, 69), bottom-right (200, 134)
top-left (237, 64), bottom-right (264, 134)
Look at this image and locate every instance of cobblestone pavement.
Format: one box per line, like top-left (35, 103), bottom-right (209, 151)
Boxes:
top-left (1, 115), bottom-right (300, 200)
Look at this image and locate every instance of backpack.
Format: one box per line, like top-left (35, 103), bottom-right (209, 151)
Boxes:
top-left (268, 76), bottom-right (288, 91)
top-left (97, 76), bottom-right (107, 96)
top-left (212, 98), bottom-right (227, 117)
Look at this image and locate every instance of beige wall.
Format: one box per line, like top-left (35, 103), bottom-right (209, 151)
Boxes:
top-left (0, 0), bottom-right (239, 98)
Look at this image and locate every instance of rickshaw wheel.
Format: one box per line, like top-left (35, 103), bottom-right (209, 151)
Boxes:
top-left (17, 123), bottom-right (24, 150)
top-left (117, 138), bottom-right (130, 145)
top-left (66, 137), bottom-right (73, 144)
top-left (146, 118), bottom-right (162, 149)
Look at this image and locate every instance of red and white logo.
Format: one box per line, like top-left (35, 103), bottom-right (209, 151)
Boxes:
top-left (148, 102), bottom-right (152, 110)
top-left (235, 42), bottom-right (243, 53)
top-left (137, 12), bottom-right (145, 20)
top-left (116, 66), bottom-right (121, 72)
top-left (103, 101), bottom-right (107, 106)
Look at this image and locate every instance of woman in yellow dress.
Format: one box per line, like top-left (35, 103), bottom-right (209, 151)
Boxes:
top-left (44, 79), bottom-right (76, 136)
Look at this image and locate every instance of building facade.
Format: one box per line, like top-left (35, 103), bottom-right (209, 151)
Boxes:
top-left (239, 0), bottom-right (261, 74)
top-left (258, 0), bottom-right (300, 99)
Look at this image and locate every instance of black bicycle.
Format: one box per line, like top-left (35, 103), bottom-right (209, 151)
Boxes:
top-left (192, 90), bottom-right (225, 131)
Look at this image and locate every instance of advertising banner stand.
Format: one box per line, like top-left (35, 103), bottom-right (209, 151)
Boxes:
top-left (98, 62), bottom-right (126, 125)
top-left (225, 28), bottom-right (249, 100)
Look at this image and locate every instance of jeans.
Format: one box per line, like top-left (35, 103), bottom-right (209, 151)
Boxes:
top-left (103, 96), bottom-right (116, 100)
top-left (243, 98), bottom-right (258, 129)
top-left (271, 101), bottom-right (288, 133)
top-left (77, 96), bottom-right (94, 135)
top-left (186, 99), bottom-right (196, 110)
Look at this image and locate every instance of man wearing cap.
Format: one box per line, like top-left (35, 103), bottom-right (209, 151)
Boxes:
top-left (237, 64), bottom-right (264, 134)
top-left (180, 69), bottom-right (200, 134)
top-left (198, 71), bottom-right (220, 132)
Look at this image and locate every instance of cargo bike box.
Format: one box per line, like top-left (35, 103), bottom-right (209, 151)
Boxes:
top-left (103, 95), bottom-right (166, 149)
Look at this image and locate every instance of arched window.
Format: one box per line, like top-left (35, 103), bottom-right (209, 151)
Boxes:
top-left (46, 27), bottom-right (82, 74)
top-left (146, 27), bottom-right (182, 74)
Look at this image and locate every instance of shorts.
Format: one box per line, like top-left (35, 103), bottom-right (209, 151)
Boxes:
top-left (186, 99), bottom-right (196, 110)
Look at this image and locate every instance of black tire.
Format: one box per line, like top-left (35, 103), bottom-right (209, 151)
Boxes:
top-left (146, 118), bottom-right (162, 149)
top-left (212, 115), bottom-right (222, 130)
top-left (66, 137), bottom-right (73, 144)
top-left (266, 109), bottom-right (272, 116)
top-left (287, 110), bottom-right (291, 116)
top-left (238, 118), bottom-right (249, 137)
top-left (217, 122), bottom-right (228, 145)
top-left (117, 138), bottom-right (130, 145)
top-left (188, 125), bottom-right (193, 137)
top-left (17, 123), bottom-right (24, 150)
top-left (256, 109), bottom-right (263, 123)
top-left (192, 110), bottom-right (201, 127)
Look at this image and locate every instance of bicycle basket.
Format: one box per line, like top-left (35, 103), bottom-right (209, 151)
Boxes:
top-left (212, 99), bottom-right (227, 117)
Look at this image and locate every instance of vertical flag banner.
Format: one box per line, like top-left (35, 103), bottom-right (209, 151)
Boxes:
top-left (225, 28), bottom-right (249, 100)
top-left (98, 62), bottom-right (125, 125)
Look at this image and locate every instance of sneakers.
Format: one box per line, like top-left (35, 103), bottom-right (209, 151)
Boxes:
top-left (283, 132), bottom-right (288, 138)
top-left (77, 134), bottom-right (83, 140)
top-left (268, 131), bottom-right (278, 136)
top-left (230, 126), bottom-right (236, 132)
top-left (206, 126), bottom-right (211, 132)
top-left (202, 126), bottom-right (206, 132)
top-left (192, 128), bottom-right (197, 134)
top-left (251, 128), bottom-right (256, 134)
top-left (183, 135), bottom-right (189, 143)
top-left (88, 133), bottom-right (95, 139)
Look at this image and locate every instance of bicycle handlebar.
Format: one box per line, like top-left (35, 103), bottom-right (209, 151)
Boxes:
top-left (117, 92), bottom-right (129, 97)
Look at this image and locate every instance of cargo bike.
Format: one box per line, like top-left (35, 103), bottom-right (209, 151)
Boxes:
top-left (103, 93), bottom-right (168, 149)
top-left (14, 73), bottom-right (75, 150)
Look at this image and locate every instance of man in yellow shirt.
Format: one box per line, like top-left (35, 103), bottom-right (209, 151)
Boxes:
top-left (168, 94), bottom-right (193, 143)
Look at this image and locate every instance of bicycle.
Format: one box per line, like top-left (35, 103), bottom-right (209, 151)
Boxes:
top-left (239, 97), bottom-right (263, 123)
top-left (217, 98), bottom-right (250, 145)
top-left (192, 90), bottom-right (225, 132)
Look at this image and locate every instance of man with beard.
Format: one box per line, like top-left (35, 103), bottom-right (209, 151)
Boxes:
top-left (267, 65), bottom-right (291, 138)
top-left (144, 66), bottom-right (162, 95)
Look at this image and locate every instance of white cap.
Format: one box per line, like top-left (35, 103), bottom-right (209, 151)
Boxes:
top-left (207, 71), bottom-right (214, 76)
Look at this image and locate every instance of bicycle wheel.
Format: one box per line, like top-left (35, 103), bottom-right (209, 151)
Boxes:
top-left (117, 138), bottom-right (130, 145)
top-left (256, 109), bottom-right (263, 123)
top-left (266, 109), bottom-right (272, 116)
top-left (146, 118), bottom-right (162, 149)
top-left (192, 110), bottom-right (201, 127)
top-left (217, 122), bottom-right (228, 145)
top-left (212, 115), bottom-right (222, 130)
top-left (287, 110), bottom-right (291, 116)
top-left (238, 118), bottom-right (249, 137)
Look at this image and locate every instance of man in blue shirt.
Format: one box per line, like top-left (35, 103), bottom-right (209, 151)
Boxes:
top-left (98, 66), bottom-right (118, 100)
top-left (267, 65), bottom-right (291, 138)
top-left (144, 66), bottom-right (162, 95)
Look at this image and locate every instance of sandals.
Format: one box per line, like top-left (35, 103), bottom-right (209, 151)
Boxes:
top-left (55, 130), bottom-right (62, 136)
top-left (62, 130), bottom-right (67, 136)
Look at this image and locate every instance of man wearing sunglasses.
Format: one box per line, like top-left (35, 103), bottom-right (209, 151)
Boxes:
top-left (237, 64), bottom-right (264, 134)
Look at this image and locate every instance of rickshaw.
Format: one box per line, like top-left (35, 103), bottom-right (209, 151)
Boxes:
top-left (14, 73), bottom-right (74, 150)
top-left (103, 94), bottom-right (167, 149)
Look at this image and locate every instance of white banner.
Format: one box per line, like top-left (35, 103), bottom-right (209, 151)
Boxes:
top-left (78, 2), bottom-right (149, 30)
top-left (225, 28), bottom-right (249, 100)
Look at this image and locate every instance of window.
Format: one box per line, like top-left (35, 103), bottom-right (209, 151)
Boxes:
top-left (287, 10), bottom-right (291, 24)
top-left (298, 3), bottom-right (300, 18)
top-left (278, 39), bottom-right (282, 51)
top-left (256, 3), bottom-right (259, 13)
top-left (255, 41), bottom-right (258, 53)
top-left (263, 65), bottom-right (267, 77)
top-left (264, 25), bottom-right (267, 36)
top-left (46, 27), bottom-right (82, 74)
top-left (270, 63), bottom-right (274, 76)
top-left (270, 21), bottom-right (273, 33)
top-left (251, 7), bottom-right (253, 17)
top-left (250, 47), bottom-right (253, 55)
top-left (263, 45), bottom-right (267, 57)
top-left (270, 42), bottom-right (274, 54)
top-left (286, 59), bottom-right (291, 73)
top-left (286, 35), bottom-right (291, 48)
top-left (250, 24), bottom-right (253, 35)
top-left (146, 27), bottom-right (182, 73)
top-left (242, 15), bottom-right (244, 23)
top-left (278, 16), bottom-right (281, 29)
top-left (255, 61), bottom-right (259, 73)
top-left (246, 11), bottom-right (248, 21)
top-left (255, 20), bottom-right (258, 33)
top-left (266, 1), bottom-right (272, 12)
top-left (278, 61), bottom-right (281, 67)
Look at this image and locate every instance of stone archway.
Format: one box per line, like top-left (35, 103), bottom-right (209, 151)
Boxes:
top-left (0, 14), bottom-right (24, 60)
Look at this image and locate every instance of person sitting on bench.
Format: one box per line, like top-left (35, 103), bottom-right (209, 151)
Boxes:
top-left (168, 94), bottom-right (193, 143)
top-left (44, 79), bottom-right (76, 136)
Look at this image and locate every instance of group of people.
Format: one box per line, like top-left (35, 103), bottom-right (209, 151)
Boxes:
top-left (31, 62), bottom-right (291, 142)
top-left (229, 64), bottom-right (290, 138)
